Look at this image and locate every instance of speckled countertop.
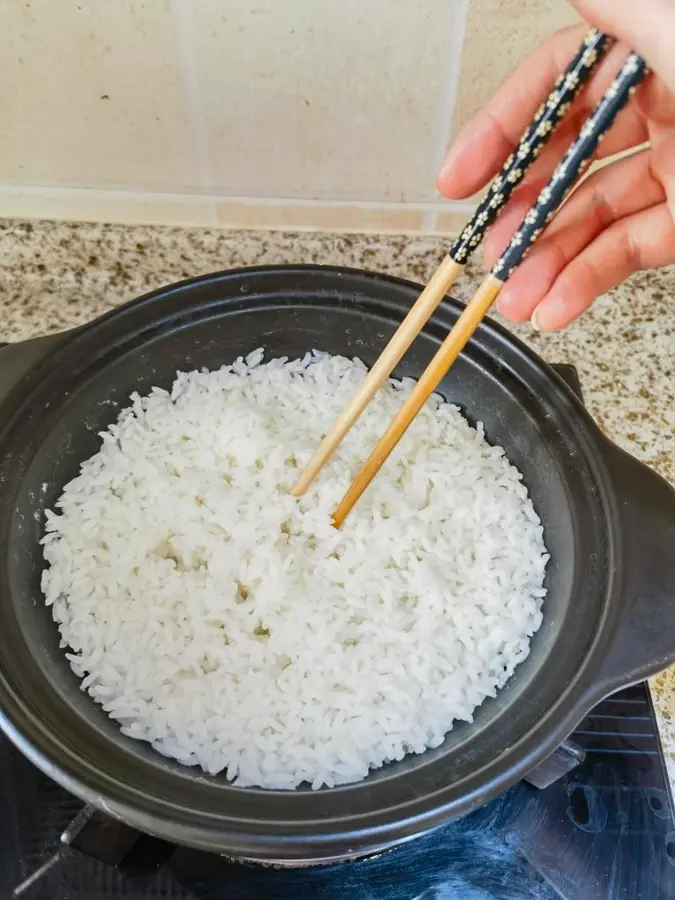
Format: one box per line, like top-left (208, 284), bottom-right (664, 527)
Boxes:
top-left (1, 218), bottom-right (674, 785)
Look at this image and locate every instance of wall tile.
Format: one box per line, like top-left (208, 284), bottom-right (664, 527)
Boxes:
top-left (0, 0), bottom-right (590, 236)
top-left (193, 0), bottom-right (463, 204)
top-left (450, 0), bottom-right (580, 141)
top-left (434, 208), bottom-right (476, 236)
top-left (215, 202), bottom-right (423, 232)
top-left (0, 186), bottom-right (215, 227)
top-left (0, 0), bottom-right (197, 190)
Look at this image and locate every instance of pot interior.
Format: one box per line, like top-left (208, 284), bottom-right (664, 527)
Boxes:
top-left (0, 266), bottom-right (614, 854)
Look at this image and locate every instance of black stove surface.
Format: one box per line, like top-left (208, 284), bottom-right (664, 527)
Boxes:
top-left (2, 365), bottom-right (675, 900)
top-left (4, 684), bottom-right (674, 900)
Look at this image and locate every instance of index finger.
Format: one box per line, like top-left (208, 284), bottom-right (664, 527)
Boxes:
top-left (437, 24), bottom-right (627, 199)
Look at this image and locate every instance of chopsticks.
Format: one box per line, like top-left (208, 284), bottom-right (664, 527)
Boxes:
top-left (291, 28), bottom-right (613, 499)
top-left (331, 50), bottom-right (648, 527)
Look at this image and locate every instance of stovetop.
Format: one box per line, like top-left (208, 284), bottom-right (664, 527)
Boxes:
top-left (4, 682), bottom-right (674, 900)
top-left (2, 364), bottom-right (675, 900)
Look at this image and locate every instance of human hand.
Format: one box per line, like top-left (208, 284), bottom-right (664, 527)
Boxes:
top-left (437, 0), bottom-right (675, 331)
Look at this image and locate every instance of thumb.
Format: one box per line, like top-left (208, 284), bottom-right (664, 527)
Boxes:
top-left (570, 0), bottom-right (675, 92)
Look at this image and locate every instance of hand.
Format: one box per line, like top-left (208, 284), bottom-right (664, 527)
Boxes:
top-left (437, 0), bottom-right (675, 331)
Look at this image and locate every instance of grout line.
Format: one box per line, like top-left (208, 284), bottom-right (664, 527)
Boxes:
top-left (428, 0), bottom-right (471, 188)
top-left (0, 184), bottom-right (214, 206)
top-left (421, 209), bottom-right (438, 231)
top-left (215, 195), bottom-right (479, 214)
top-left (0, 183), bottom-right (478, 215)
top-left (169, 0), bottom-right (216, 223)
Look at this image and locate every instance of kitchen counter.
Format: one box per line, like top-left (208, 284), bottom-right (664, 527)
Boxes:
top-left (1, 217), bottom-right (673, 788)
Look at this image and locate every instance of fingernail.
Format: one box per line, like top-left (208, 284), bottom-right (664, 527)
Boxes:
top-left (496, 288), bottom-right (516, 316)
top-left (532, 295), bottom-right (566, 331)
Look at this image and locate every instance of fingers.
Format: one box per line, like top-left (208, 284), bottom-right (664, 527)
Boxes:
top-left (505, 104), bottom-right (646, 190)
top-left (437, 25), bottom-right (586, 199)
top-left (532, 202), bottom-right (675, 330)
top-left (488, 149), bottom-right (667, 324)
top-left (437, 30), bottom-right (643, 200)
top-left (571, 0), bottom-right (675, 92)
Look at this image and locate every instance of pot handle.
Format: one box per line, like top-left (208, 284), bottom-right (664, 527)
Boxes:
top-left (595, 438), bottom-right (675, 692)
top-left (0, 333), bottom-right (67, 408)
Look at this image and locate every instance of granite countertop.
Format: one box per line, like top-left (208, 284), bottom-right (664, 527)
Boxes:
top-left (0, 218), bottom-right (673, 784)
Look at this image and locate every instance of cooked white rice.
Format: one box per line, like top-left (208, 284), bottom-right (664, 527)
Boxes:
top-left (41, 350), bottom-right (548, 790)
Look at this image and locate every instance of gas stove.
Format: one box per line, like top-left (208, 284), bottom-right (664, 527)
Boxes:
top-left (2, 365), bottom-right (675, 900)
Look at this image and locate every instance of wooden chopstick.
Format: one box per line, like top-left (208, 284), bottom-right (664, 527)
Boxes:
top-left (332, 51), bottom-right (648, 528)
top-left (291, 254), bottom-right (462, 496)
top-left (291, 28), bottom-right (612, 498)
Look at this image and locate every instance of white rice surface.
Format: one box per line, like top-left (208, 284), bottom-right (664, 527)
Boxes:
top-left (42, 350), bottom-right (548, 790)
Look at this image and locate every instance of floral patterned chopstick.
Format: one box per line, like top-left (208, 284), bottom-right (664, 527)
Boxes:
top-left (291, 29), bottom-right (612, 498)
top-left (492, 51), bottom-right (647, 279)
top-left (332, 51), bottom-right (649, 526)
top-left (450, 27), bottom-right (613, 264)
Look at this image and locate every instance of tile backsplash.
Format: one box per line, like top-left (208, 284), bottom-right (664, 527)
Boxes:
top-left (1, 0), bottom-right (579, 232)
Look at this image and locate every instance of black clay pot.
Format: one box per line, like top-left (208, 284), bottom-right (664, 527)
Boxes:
top-left (0, 265), bottom-right (674, 864)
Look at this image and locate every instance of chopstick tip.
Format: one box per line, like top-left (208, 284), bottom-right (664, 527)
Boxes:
top-left (331, 507), bottom-right (346, 530)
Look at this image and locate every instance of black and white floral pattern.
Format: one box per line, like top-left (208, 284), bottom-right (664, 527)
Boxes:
top-left (449, 28), bottom-right (612, 265)
top-left (492, 52), bottom-right (648, 280)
